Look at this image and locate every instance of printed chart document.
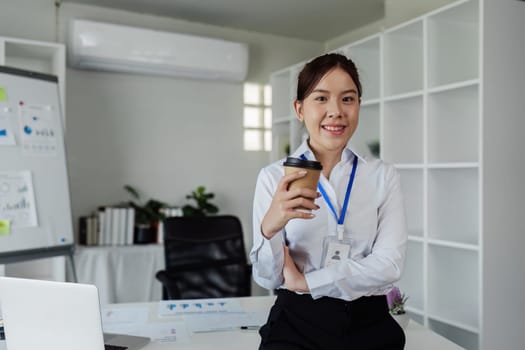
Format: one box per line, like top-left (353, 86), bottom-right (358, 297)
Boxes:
top-left (0, 107), bottom-right (16, 146)
top-left (159, 298), bottom-right (267, 333)
top-left (0, 171), bottom-right (38, 228)
top-left (19, 103), bottom-right (58, 156)
top-left (159, 298), bottom-right (243, 316)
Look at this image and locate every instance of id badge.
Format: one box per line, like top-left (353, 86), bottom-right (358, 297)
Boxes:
top-left (321, 235), bottom-right (352, 268)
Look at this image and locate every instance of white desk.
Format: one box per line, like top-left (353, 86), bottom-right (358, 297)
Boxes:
top-left (73, 245), bottom-right (164, 304)
top-left (106, 296), bottom-right (464, 350)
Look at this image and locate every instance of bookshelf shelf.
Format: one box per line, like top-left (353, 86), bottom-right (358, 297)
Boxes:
top-left (360, 98), bottom-right (381, 107)
top-left (383, 20), bottom-right (423, 97)
top-left (342, 35), bottom-right (380, 101)
top-left (398, 241), bottom-right (424, 311)
top-left (383, 90), bottom-right (424, 102)
top-left (427, 0), bottom-right (479, 88)
top-left (383, 96), bottom-right (424, 164)
top-left (427, 79), bottom-right (479, 95)
top-left (427, 84), bottom-right (479, 163)
top-left (272, 116), bottom-right (292, 125)
top-left (427, 239), bottom-right (479, 252)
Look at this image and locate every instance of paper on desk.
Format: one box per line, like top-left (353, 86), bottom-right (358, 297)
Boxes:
top-left (185, 311), bottom-right (268, 333)
top-left (103, 321), bottom-right (190, 344)
top-left (101, 306), bottom-right (190, 344)
top-left (159, 298), bottom-right (243, 317)
top-left (101, 306), bottom-right (149, 324)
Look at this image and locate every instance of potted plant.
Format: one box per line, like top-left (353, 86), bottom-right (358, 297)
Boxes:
top-left (124, 185), bottom-right (168, 244)
top-left (367, 140), bottom-right (380, 158)
top-left (182, 186), bottom-right (219, 217)
top-left (387, 286), bottom-right (409, 329)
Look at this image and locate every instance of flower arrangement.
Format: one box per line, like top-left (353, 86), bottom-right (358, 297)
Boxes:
top-left (387, 286), bottom-right (408, 315)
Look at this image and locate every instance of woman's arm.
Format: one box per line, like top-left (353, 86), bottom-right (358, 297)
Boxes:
top-left (305, 165), bottom-right (408, 299)
top-left (250, 166), bottom-right (319, 290)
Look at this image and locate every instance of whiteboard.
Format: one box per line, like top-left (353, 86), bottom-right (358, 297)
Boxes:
top-left (0, 66), bottom-right (73, 263)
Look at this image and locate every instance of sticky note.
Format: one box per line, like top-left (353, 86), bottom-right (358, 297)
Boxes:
top-left (0, 87), bottom-right (7, 102)
top-left (0, 219), bottom-right (10, 235)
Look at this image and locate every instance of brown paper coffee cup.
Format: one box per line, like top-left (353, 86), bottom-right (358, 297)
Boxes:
top-left (283, 157), bottom-right (322, 212)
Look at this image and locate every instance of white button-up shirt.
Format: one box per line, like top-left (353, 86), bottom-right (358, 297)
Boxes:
top-left (250, 141), bottom-right (407, 301)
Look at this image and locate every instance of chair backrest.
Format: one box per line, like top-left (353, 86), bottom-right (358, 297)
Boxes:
top-left (159, 215), bottom-right (251, 299)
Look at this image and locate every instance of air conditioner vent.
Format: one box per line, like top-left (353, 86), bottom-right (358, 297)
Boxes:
top-left (68, 20), bottom-right (249, 82)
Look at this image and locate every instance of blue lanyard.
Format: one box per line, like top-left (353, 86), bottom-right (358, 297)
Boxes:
top-left (300, 154), bottom-right (358, 240)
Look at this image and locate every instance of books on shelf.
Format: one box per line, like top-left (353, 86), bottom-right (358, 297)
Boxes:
top-left (78, 206), bottom-right (182, 246)
top-left (126, 208), bottom-right (135, 245)
top-left (78, 206), bottom-right (136, 246)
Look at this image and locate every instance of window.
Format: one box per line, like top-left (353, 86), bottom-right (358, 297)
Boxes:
top-left (243, 83), bottom-right (271, 151)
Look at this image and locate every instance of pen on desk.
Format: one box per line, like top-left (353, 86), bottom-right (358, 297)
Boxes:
top-left (192, 326), bottom-right (261, 333)
top-left (192, 328), bottom-right (234, 333)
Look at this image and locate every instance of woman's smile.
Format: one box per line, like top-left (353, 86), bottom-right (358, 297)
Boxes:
top-left (321, 124), bottom-right (347, 135)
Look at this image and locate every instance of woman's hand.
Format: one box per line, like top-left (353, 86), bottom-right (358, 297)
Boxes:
top-left (260, 170), bottom-right (320, 239)
top-left (283, 245), bottom-right (309, 292)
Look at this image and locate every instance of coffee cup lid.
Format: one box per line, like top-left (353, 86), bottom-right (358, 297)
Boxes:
top-left (283, 157), bottom-right (322, 170)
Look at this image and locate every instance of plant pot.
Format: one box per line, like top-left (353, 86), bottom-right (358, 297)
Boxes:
top-left (134, 224), bottom-right (156, 244)
top-left (391, 312), bottom-right (409, 330)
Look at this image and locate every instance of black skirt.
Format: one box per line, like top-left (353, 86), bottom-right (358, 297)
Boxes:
top-left (259, 289), bottom-right (405, 350)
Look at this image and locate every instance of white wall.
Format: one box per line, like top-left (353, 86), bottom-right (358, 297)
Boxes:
top-left (0, 0), bottom-right (57, 42)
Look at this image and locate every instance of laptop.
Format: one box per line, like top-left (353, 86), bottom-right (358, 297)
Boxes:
top-left (0, 277), bottom-right (150, 350)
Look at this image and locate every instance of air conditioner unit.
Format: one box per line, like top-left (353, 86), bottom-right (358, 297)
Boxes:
top-left (68, 19), bottom-right (249, 82)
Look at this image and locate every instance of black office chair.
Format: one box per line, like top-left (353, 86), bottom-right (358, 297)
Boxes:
top-left (156, 215), bottom-right (252, 300)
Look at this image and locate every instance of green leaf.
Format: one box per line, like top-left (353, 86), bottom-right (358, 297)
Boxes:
top-left (183, 186), bottom-right (219, 216)
top-left (124, 185), bottom-right (140, 200)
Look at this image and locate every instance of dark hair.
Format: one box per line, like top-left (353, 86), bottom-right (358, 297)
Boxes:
top-left (296, 53), bottom-right (362, 101)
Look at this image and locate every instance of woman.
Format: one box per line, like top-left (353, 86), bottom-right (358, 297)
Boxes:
top-left (250, 53), bottom-right (407, 350)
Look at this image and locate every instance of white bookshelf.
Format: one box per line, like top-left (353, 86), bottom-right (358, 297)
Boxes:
top-left (383, 96), bottom-right (424, 164)
top-left (269, 63), bottom-right (304, 161)
top-left (427, 85), bottom-right (479, 163)
top-left (350, 102), bottom-right (380, 157)
top-left (384, 2), bottom-right (481, 348)
top-left (398, 169), bottom-right (424, 237)
top-left (342, 35), bottom-right (381, 101)
top-left (0, 36), bottom-right (67, 282)
top-left (342, 36), bottom-right (381, 158)
top-left (270, 1), bottom-right (525, 348)
top-left (384, 19), bottom-right (424, 97)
